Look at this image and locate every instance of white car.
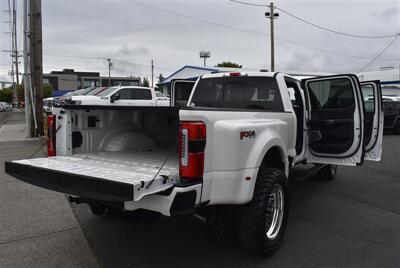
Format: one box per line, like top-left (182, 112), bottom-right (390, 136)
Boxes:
top-left (43, 97), bottom-right (54, 113)
top-left (66, 86), bottom-right (170, 107)
top-left (0, 102), bottom-right (12, 112)
top-left (6, 72), bottom-right (383, 256)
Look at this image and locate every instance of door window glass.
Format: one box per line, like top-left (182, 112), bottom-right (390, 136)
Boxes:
top-left (308, 78), bottom-right (354, 110)
top-left (117, 89), bottom-right (132, 100)
top-left (361, 84), bottom-right (375, 113)
top-left (131, 89), bottom-right (152, 100)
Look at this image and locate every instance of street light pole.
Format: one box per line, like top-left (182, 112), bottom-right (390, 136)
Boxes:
top-left (107, 58), bottom-right (111, 87)
top-left (199, 50), bottom-right (210, 67)
top-left (265, 2), bottom-right (279, 72)
top-left (151, 59), bottom-right (154, 88)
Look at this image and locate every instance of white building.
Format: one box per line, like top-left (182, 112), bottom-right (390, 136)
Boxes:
top-left (358, 68), bottom-right (400, 96)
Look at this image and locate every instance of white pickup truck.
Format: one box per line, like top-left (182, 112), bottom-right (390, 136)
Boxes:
top-left (5, 72), bottom-right (383, 256)
top-left (64, 86), bottom-right (170, 107)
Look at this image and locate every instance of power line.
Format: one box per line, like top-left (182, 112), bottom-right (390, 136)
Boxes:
top-left (230, 0), bottom-right (398, 39)
top-left (124, 0), bottom-right (394, 61)
top-left (125, 0), bottom-right (266, 36)
top-left (357, 35), bottom-right (398, 72)
top-left (42, 53), bottom-right (175, 73)
top-left (275, 6), bottom-right (398, 39)
top-left (229, 0), bottom-right (266, 7)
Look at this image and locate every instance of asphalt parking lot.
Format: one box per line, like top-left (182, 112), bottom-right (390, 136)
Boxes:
top-left (70, 134), bottom-right (400, 267)
top-left (1, 111), bottom-right (399, 267)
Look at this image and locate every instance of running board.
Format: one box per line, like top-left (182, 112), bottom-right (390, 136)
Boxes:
top-left (289, 164), bottom-right (327, 182)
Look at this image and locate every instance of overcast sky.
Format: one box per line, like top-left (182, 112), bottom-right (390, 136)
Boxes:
top-left (1, 0), bottom-right (399, 82)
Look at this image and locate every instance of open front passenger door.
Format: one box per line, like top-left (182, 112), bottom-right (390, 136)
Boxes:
top-left (360, 80), bottom-right (383, 161)
top-left (302, 75), bottom-right (365, 166)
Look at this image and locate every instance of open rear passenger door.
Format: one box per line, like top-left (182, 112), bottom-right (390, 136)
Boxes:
top-left (360, 80), bottom-right (383, 161)
top-left (171, 80), bottom-right (196, 107)
top-left (302, 75), bottom-right (365, 166)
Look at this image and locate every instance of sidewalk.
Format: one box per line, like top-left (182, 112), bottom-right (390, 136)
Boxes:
top-left (0, 111), bottom-right (40, 142)
top-left (0, 112), bottom-right (99, 267)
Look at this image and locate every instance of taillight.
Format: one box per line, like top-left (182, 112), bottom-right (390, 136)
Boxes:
top-left (229, 72), bottom-right (241, 77)
top-left (179, 121), bottom-right (206, 180)
top-left (47, 115), bottom-right (56, 157)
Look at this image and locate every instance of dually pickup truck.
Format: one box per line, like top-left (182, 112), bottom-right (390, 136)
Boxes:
top-left (5, 72), bottom-right (383, 255)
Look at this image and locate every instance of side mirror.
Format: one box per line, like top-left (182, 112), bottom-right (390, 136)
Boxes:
top-left (110, 93), bottom-right (120, 103)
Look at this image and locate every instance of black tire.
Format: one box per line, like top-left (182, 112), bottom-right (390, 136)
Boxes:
top-left (236, 168), bottom-right (289, 256)
top-left (90, 205), bottom-right (107, 216)
top-left (318, 164), bottom-right (337, 181)
top-left (206, 205), bottom-right (237, 246)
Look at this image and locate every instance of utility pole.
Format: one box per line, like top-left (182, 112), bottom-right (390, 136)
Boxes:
top-left (30, 0), bottom-right (43, 136)
top-left (12, 0), bottom-right (19, 88)
top-left (265, 2), bottom-right (279, 72)
top-left (23, 0), bottom-right (31, 137)
top-left (107, 58), bottom-right (112, 87)
top-left (151, 59), bottom-right (154, 88)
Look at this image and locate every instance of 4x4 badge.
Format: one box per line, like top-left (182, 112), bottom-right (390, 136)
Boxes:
top-left (240, 130), bottom-right (256, 140)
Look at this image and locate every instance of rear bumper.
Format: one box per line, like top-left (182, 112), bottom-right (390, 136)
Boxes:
top-left (5, 161), bottom-right (134, 201)
top-left (125, 181), bottom-right (203, 216)
top-left (5, 161), bottom-right (203, 216)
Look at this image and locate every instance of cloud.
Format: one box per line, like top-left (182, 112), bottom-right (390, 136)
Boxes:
top-left (115, 45), bottom-right (150, 57)
top-left (1, 0), bottom-right (399, 81)
top-left (373, 7), bottom-right (400, 22)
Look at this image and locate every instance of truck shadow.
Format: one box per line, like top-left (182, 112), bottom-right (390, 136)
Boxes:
top-left (71, 167), bottom-right (327, 267)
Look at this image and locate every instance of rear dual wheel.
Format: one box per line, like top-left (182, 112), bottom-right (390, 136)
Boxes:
top-left (207, 167), bottom-right (290, 256)
top-left (236, 167), bottom-right (289, 255)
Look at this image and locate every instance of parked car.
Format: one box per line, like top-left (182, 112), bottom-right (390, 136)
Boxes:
top-left (66, 86), bottom-right (170, 107)
top-left (0, 102), bottom-right (13, 111)
top-left (383, 100), bottom-right (400, 134)
top-left (5, 72), bottom-right (383, 256)
top-left (43, 97), bottom-right (54, 113)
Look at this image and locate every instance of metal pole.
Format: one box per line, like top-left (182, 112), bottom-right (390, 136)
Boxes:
top-left (203, 57), bottom-right (206, 67)
top-left (151, 59), bottom-right (154, 88)
top-left (270, 2), bottom-right (275, 72)
top-left (13, 0), bottom-right (19, 87)
top-left (107, 58), bottom-right (111, 87)
top-left (23, 0), bottom-right (31, 137)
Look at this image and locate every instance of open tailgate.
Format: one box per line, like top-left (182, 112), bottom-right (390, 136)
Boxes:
top-left (5, 150), bottom-right (179, 202)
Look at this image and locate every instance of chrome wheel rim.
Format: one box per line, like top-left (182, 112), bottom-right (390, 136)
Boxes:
top-left (265, 184), bottom-right (284, 239)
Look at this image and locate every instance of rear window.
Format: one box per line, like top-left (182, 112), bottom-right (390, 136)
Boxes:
top-left (190, 76), bottom-right (284, 111)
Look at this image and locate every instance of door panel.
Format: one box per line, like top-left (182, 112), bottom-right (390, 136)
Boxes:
top-left (360, 81), bottom-right (383, 161)
top-left (302, 75), bottom-right (365, 166)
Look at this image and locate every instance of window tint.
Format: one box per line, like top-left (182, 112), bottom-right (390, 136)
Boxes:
top-left (132, 88), bottom-right (152, 100)
top-left (308, 78), bottom-right (354, 110)
top-left (191, 77), bottom-right (283, 111)
top-left (117, 89), bottom-right (132, 100)
top-left (361, 84), bottom-right (375, 113)
top-left (174, 82), bottom-right (195, 101)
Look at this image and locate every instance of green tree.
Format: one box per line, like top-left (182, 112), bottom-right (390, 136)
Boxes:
top-left (15, 83), bottom-right (53, 102)
top-left (43, 83), bottom-right (53, 98)
top-left (158, 73), bottom-right (165, 83)
top-left (17, 84), bottom-right (24, 101)
top-left (216, 61), bottom-right (242, 68)
top-left (0, 88), bottom-right (14, 102)
top-left (142, 77), bottom-right (150, 87)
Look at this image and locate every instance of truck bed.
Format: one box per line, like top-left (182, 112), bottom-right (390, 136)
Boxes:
top-left (5, 148), bottom-right (179, 202)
